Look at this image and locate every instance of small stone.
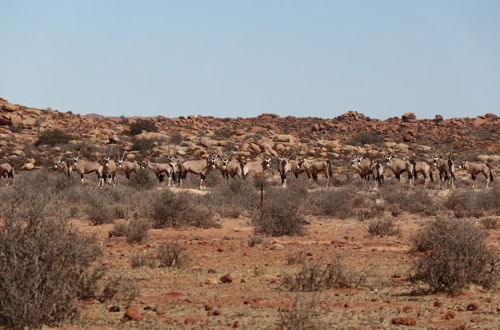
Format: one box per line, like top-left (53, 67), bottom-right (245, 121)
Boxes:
top-left (204, 304), bottom-right (213, 311)
top-left (433, 301), bottom-right (443, 307)
top-left (393, 273), bottom-right (402, 278)
top-left (344, 302), bottom-right (353, 308)
top-left (220, 274), bottom-right (233, 283)
top-left (124, 306), bottom-right (143, 321)
top-left (443, 311), bottom-right (455, 320)
top-left (391, 317), bottom-right (416, 326)
top-left (184, 317), bottom-right (196, 324)
top-left (207, 269), bottom-right (216, 273)
top-left (467, 303), bottom-right (479, 311)
top-left (213, 310), bottom-right (221, 316)
top-left (402, 306), bottom-right (414, 313)
top-left (154, 307), bottom-right (165, 315)
top-left (232, 321), bottom-right (239, 328)
top-left (217, 248), bottom-right (224, 252)
top-left (109, 305), bottom-right (120, 312)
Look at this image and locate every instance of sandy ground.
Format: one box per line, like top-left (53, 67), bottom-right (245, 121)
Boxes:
top-left (62, 209), bottom-right (499, 329)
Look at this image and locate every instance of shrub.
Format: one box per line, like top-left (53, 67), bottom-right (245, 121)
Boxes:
top-left (280, 257), bottom-right (366, 292)
top-left (286, 251), bottom-right (307, 265)
top-left (445, 191), bottom-right (484, 218)
top-left (129, 168), bottom-right (156, 190)
top-left (247, 236), bottom-right (264, 247)
top-left (87, 202), bottom-right (115, 225)
top-left (0, 218), bottom-right (103, 329)
top-left (35, 129), bottom-right (75, 146)
top-left (130, 252), bottom-right (156, 268)
top-left (367, 219), bottom-right (400, 237)
top-left (252, 189), bottom-right (306, 237)
top-left (157, 242), bottom-right (189, 268)
top-left (126, 220), bottom-right (150, 244)
top-left (131, 137), bottom-right (157, 151)
top-left (347, 132), bottom-right (384, 146)
top-left (481, 218), bottom-right (498, 230)
top-left (109, 221), bottom-right (128, 237)
top-left (277, 294), bottom-right (323, 330)
top-left (307, 188), bottom-right (358, 219)
top-left (169, 131), bottom-right (184, 145)
top-left (410, 218), bottom-right (498, 295)
top-left (128, 119), bottom-right (157, 136)
top-left (357, 204), bottom-right (385, 222)
top-left (150, 190), bottom-right (217, 229)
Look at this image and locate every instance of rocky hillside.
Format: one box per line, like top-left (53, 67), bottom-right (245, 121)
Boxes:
top-left (1, 97), bottom-right (498, 169)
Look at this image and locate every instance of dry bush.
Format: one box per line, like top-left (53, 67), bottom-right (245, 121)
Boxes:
top-left (280, 257), bottom-right (366, 292)
top-left (357, 204), bottom-right (385, 222)
top-left (87, 202), bottom-right (115, 225)
top-left (307, 187), bottom-right (360, 219)
top-left (99, 277), bottom-right (139, 304)
top-left (35, 128), bottom-right (75, 146)
top-left (130, 252), bottom-right (156, 268)
top-left (108, 221), bottom-right (128, 237)
top-left (481, 218), bottom-right (498, 230)
top-left (445, 190), bottom-right (484, 218)
top-left (277, 293), bottom-right (324, 330)
top-left (126, 220), bottom-right (150, 244)
top-left (410, 218), bottom-right (498, 295)
top-left (382, 186), bottom-right (440, 216)
top-left (247, 236), bottom-right (264, 247)
top-left (128, 119), bottom-right (157, 136)
top-left (129, 168), bottom-right (156, 190)
top-left (0, 218), bottom-right (103, 329)
top-left (287, 251), bottom-right (307, 265)
top-left (150, 190), bottom-right (218, 229)
top-left (157, 242), bottom-right (189, 268)
top-left (209, 179), bottom-right (256, 218)
top-left (367, 219), bottom-right (400, 237)
top-left (252, 188), bottom-right (306, 237)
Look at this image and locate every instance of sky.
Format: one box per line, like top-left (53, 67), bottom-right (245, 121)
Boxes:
top-left (1, 1), bottom-right (499, 119)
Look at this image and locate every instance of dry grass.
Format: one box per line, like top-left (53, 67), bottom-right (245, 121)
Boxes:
top-left (367, 218), bottom-right (400, 237)
top-left (157, 242), bottom-right (190, 268)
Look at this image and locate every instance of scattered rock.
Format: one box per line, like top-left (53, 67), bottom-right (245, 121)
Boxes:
top-left (443, 311), bottom-right (456, 320)
top-left (109, 306), bottom-right (120, 312)
top-left (124, 306), bottom-right (143, 321)
top-left (402, 306), bottom-right (414, 313)
top-left (220, 274), bottom-right (233, 283)
top-left (467, 303), bottom-right (479, 311)
top-left (433, 301), bottom-right (443, 307)
top-left (391, 317), bottom-right (416, 326)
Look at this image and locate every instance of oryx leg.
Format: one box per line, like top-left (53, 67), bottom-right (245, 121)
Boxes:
top-left (199, 174), bottom-right (206, 190)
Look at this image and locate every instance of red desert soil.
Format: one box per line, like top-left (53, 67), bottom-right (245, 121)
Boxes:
top-left (66, 208), bottom-right (499, 329)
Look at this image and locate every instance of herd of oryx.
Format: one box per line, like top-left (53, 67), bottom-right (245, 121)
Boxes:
top-left (0, 148), bottom-right (495, 190)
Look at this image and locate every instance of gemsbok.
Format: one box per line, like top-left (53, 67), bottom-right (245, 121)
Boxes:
top-left (298, 158), bottom-right (333, 186)
top-left (178, 154), bottom-right (218, 189)
top-left (413, 161), bottom-right (433, 188)
top-left (72, 157), bottom-right (105, 186)
top-left (0, 162), bottom-right (14, 179)
top-left (432, 156), bottom-right (456, 188)
top-left (384, 155), bottom-right (415, 186)
top-left (102, 156), bottom-right (117, 186)
top-left (117, 152), bottom-right (141, 180)
top-left (241, 157), bottom-right (272, 178)
top-left (459, 160), bottom-right (494, 188)
top-left (53, 157), bottom-right (73, 177)
top-left (144, 159), bottom-right (175, 186)
top-left (351, 156), bottom-right (372, 181)
top-left (218, 155), bottom-right (245, 181)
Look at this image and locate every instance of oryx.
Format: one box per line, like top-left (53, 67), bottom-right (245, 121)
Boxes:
top-left (178, 154), bottom-right (218, 189)
top-left (102, 156), bottom-right (117, 186)
top-left (217, 154), bottom-right (245, 181)
top-left (241, 157), bottom-right (272, 178)
top-left (0, 162), bottom-right (14, 179)
top-left (144, 159), bottom-right (175, 186)
top-left (383, 155), bottom-right (415, 186)
top-left (72, 157), bottom-right (105, 186)
top-left (297, 158), bottom-right (333, 186)
top-left (413, 161), bottom-right (433, 188)
top-left (53, 156), bottom-right (73, 177)
top-left (117, 151), bottom-right (140, 180)
top-left (459, 160), bottom-right (494, 188)
top-left (432, 156), bottom-right (456, 188)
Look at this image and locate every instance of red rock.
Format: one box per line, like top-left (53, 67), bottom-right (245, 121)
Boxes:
top-left (344, 302), bottom-right (353, 308)
top-left (154, 307), bottom-right (165, 315)
top-left (217, 248), bottom-right (224, 252)
top-left (391, 317), bottom-right (416, 326)
top-left (220, 274), bottom-right (233, 283)
top-left (232, 321), bottom-right (239, 328)
top-left (184, 317), bottom-right (196, 324)
top-left (443, 311), bottom-right (456, 320)
top-left (207, 269), bottom-right (216, 273)
top-left (467, 303), bottom-right (479, 311)
top-left (392, 273), bottom-right (402, 278)
top-left (124, 306), bottom-right (143, 321)
top-left (204, 304), bottom-right (213, 311)
top-left (213, 310), bottom-right (221, 316)
top-left (402, 306), bottom-right (414, 313)
top-left (433, 301), bottom-right (443, 307)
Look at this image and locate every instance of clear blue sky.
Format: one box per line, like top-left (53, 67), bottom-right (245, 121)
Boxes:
top-left (1, 1), bottom-right (499, 119)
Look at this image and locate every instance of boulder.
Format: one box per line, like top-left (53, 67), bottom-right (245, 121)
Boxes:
top-left (401, 112), bottom-right (416, 122)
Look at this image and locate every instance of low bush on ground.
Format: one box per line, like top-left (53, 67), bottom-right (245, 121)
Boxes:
top-left (410, 218), bottom-right (498, 296)
top-left (280, 257), bottom-right (366, 291)
top-left (35, 129), bottom-right (75, 146)
top-left (128, 119), bottom-right (157, 136)
top-left (367, 218), bottom-right (400, 237)
top-left (0, 218), bottom-right (104, 329)
top-left (157, 242), bottom-right (189, 268)
top-left (252, 188), bottom-right (306, 236)
top-left (481, 218), bottom-right (498, 230)
top-left (277, 293), bottom-right (324, 330)
top-left (150, 190), bottom-right (218, 229)
top-left (307, 187), bottom-right (360, 219)
top-left (130, 252), bottom-right (156, 268)
top-left (128, 168), bottom-right (156, 190)
top-left (126, 220), bottom-right (150, 244)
